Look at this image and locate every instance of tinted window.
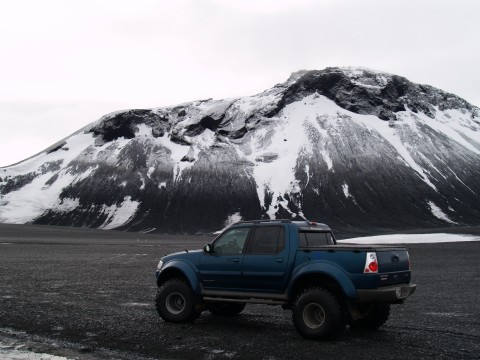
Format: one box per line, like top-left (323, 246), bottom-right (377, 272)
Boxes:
top-left (300, 231), bottom-right (333, 247)
top-left (213, 227), bottom-right (250, 255)
top-left (247, 226), bottom-right (285, 254)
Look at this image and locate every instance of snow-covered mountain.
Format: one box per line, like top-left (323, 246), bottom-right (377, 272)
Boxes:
top-left (1, 67), bottom-right (479, 234)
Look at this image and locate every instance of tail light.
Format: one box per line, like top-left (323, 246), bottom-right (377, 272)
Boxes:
top-left (364, 252), bottom-right (378, 273)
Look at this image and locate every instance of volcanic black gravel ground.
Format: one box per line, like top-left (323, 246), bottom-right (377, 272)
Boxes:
top-left (0, 223), bottom-right (479, 360)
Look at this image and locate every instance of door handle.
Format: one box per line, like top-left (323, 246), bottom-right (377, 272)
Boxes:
top-left (275, 258), bottom-right (284, 263)
top-left (231, 258), bottom-right (239, 263)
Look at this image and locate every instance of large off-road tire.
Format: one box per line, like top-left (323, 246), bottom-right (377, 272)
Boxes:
top-left (292, 287), bottom-right (345, 340)
top-left (208, 302), bottom-right (246, 316)
top-left (350, 303), bottom-right (390, 330)
top-left (155, 279), bottom-right (200, 323)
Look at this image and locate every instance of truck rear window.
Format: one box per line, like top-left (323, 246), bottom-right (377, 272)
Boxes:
top-left (299, 231), bottom-right (334, 247)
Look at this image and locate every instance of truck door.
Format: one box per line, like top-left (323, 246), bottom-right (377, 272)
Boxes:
top-left (199, 226), bottom-right (250, 290)
top-left (241, 225), bottom-right (289, 292)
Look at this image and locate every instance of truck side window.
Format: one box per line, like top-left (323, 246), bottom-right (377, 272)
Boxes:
top-left (300, 231), bottom-right (333, 246)
top-left (213, 227), bottom-right (250, 255)
top-left (299, 232), bottom-right (308, 247)
top-left (247, 226), bottom-right (285, 254)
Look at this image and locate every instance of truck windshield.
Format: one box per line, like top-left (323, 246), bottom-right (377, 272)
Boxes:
top-left (299, 231), bottom-right (334, 247)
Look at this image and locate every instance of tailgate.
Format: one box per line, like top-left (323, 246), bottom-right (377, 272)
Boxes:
top-left (376, 248), bottom-right (411, 286)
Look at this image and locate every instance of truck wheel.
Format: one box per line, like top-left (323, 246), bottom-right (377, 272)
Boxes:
top-left (208, 302), bottom-right (246, 316)
top-left (350, 303), bottom-right (390, 330)
top-left (156, 279), bottom-right (200, 323)
top-left (292, 287), bottom-right (345, 340)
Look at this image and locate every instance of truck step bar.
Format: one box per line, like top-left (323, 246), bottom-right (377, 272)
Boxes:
top-left (202, 296), bottom-right (287, 305)
top-left (201, 289), bottom-right (288, 305)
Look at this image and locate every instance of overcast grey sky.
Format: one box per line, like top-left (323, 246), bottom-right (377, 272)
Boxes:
top-left (1, 0), bottom-right (479, 167)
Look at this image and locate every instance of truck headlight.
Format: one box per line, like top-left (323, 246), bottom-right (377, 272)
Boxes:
top-left (157, 260), bottom-right (164, 270)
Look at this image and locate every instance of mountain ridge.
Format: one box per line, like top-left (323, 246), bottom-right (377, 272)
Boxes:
top-left (1, 67), bottom-right (479, 235)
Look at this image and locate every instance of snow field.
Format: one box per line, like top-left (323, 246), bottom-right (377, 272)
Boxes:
top-left (0, 341), bottom-right (71, 360)
top-left (339, 233), bottom-right (480, 244)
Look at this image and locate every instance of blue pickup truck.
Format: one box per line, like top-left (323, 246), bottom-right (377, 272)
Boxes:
top-left (155, 220), bottom-right (416, 339)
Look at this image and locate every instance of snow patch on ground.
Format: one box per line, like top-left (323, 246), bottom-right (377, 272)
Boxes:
top-left (341, 182), bottom-right (358, 205)
top-left (339, 233), bottom-right (480, 244)
top-left (0, 172), bottom-right (77, 223)
top-left (51, 198), bottom-right (80, 213)
top-left (350, 109), bottom-right (438, 191)
top-left (320, 148), bottom-right (333, 171)
top-left (147, 166), bottom-right (155, 178)
top-left (151, 128), bottom-right (216, 182)
top-left (242, 94), bottom-right (340, 214)
top-left (0, 341), bottom-right (72, 360)
top-left (427, 201), bottom-right (457, 224)
top-left (0, 133), bottom-right (99, 223)
top-left (135, 124), bottom-right (152, 137)
top-left (427, 108), bottom-right (480, 154)
top-left (101, 196), bottom-right (140, 230)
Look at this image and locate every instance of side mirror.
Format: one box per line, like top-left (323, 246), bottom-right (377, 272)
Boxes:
top-left (203, 244), bottom-right (213, 253)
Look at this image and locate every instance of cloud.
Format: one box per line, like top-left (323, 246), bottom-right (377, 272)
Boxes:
top-left (0, 101), bottom-right (123, 167)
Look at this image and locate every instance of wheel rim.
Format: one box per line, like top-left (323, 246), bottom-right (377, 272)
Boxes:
top-left (166, 292), bottom-right (186, 314)
top-left (303, 303), bottom-right (326, 329)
